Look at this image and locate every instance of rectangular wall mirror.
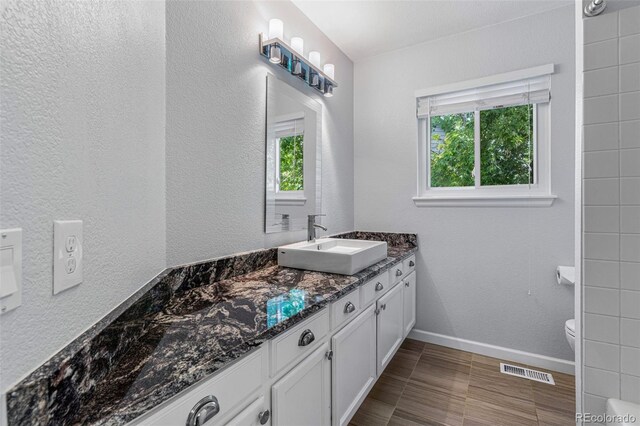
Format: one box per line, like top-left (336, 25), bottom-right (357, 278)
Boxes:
top-left (265, 74), bottom-right (322, 233)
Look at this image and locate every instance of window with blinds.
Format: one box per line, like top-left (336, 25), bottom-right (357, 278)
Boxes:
top-left (413, 66), bottom-right (556, 207)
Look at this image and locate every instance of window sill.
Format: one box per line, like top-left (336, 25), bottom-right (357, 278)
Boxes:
top-left (275, 197), bottom-right (307, 206)
top-left (412, 193), bottom-right (557, 207)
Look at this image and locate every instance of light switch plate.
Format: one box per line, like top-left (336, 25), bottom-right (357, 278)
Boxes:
top-left (53, 220), bottom-right (83, 294)
top-left (0, 228), bottom-right (22, 314)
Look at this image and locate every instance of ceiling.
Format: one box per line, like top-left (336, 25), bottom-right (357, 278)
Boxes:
top-left (292, 0), bottom-right (572, 61)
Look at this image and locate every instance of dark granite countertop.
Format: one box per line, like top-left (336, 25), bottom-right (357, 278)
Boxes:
top-left (6, 232), bottom-right (417, 426)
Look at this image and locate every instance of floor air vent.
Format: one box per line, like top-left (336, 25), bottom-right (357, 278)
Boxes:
top-left (500, 363), bottom-right (555, 385)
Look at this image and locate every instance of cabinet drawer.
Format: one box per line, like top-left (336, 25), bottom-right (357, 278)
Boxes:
top-left (270, 309), bottom-right (330, 377)
top-left (389, 263), bottom-right (405, 284)
top-left (133, 347), bottom-right (265, 426)
top-left (403, 255), bottom-right (416, 274)
top-left (226, 395), bottom-right (270, 426)
top-left (360, 272), bottom-right (390, 307)
top-left (331, 289), bottom-right (361, 331)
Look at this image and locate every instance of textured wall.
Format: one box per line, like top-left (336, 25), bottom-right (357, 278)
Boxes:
top-left (0, 0), bottom-right (166, 391)
top-left (581, 3), bottom-right (640, 417)
top-left (165, 1), bottom-right (354, 266)
top-left (354, 6), bottom-right (576, 361)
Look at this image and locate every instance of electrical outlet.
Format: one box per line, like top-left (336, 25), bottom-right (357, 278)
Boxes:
top-left (53, 220), bottom-right (83, 294)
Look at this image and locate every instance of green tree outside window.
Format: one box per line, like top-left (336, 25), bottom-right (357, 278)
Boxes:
top-left (279, 134), bottom-right (304, 191)
top-left (430, 104), bottom-right (533, 188)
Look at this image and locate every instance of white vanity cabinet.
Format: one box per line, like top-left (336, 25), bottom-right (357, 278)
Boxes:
top-left (331, 304), bottom-right (377, 426)
top-left (271, 342), bottom-right (332, 426)
top-left (375, 282), bottom-right (404, 375)
top-left (130, 347), bottom-right (268, 426)
top-left (127, 255), bottom-right (417, 426)
top-left (402, 271), bottom-right (416, 337)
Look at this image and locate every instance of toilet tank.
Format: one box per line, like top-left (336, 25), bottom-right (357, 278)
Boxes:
top-left (606, 399), bottom-right (640, 426)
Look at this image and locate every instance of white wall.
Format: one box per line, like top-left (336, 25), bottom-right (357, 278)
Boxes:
top-left (165, 0), bottom-right (354, 266)
top-left (354, 6), bottom-right (576, 362)
top-left (0, 0), bottom-right (166, 391)
top-left (581, 3), bottom-right (640, 417)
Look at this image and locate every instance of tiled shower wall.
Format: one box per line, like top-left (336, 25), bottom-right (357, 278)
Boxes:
top-left (582, 4), bottom-right (640, 417)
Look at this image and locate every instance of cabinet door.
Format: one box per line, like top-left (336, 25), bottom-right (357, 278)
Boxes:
top-left (272, 342), bottom-right (331, 426)
top-left (376, 282), bottom-right (404, 376)
top-left (403, 271), bottom-right (416, 337)
top-left (331, 305), bottom-right (377, 426)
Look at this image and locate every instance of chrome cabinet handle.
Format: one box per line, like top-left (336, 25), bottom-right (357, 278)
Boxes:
top-left (344, 301), bottom-right (356, 314)
top-left (381, 303), bottom-right (387, 310)
top-left (405, 281), bottom-right (410, 287)
top-left (409, 260), bottom-right (415, 267)
top-left (298, 329), bottom-right (315, 347)
top-left (396, 269), bottom-right (403, 277)
top-left (258, 409), bottom-right (271, 425)
top-left (186, 396), bottom-right (220, 426)
top-left (375, 282), bottom-right (384, 291)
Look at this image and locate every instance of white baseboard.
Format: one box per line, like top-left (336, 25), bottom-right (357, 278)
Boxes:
top-left (408, 329), bottom-right (575, 375)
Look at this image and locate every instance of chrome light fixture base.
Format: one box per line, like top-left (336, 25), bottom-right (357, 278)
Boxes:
top-left (259, 33), bottom-right (338, 96)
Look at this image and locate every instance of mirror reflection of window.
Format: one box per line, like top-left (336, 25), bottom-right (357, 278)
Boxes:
top-left (274, 115), bottom-right (304, 193)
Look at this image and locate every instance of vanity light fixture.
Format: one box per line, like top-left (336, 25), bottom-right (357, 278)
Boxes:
top-left (259, 20), bottom-right (338, 96)
top-left (268, 19), bottom-right (284, 64)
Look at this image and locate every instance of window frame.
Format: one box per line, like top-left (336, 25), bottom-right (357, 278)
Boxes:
top-left (414, 65), bottom-right (557, 207)
top-left (273, 113), bottom-right (307, 206)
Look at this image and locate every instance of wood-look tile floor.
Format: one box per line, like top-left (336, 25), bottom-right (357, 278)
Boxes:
top-left (350, 339), bottom-right (576, 426)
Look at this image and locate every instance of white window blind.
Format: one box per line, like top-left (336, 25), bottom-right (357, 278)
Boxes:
top-left (274, 117), bottom-right (304, 138)
top-left (417, 75), bottom-right (550, 118)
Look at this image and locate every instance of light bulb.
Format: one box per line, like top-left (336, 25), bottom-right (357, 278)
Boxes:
top-left (268, 19), bottom-right (283, 40)
top-left (291, 37), bottom-right (304, 55)
top-left (324, 84), bottom-right (333, 98)
top-left (310, 72), bottom-right (319, 88)
top-left (292, 58), bottom-right (302, 76)
top-left (323, 64), bottom-right (335, 80)
top-left (309, 51), bottom-right (320, 68)
top-left (269, 45), bottom-right (282, 64)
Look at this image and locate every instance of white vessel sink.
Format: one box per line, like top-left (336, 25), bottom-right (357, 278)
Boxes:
top-left (278, 238), bottom-right (388, 275)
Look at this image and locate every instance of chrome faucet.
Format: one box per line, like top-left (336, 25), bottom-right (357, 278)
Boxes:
top-left (307, 214), bottom-right (327, 242)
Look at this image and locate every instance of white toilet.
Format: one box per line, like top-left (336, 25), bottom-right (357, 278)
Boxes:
top-left (565, 319), bottom-right (575, 352)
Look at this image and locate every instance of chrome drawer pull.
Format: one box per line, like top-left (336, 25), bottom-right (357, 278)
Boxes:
top-left (396, 269), bottom-right (403, 276)
top-left (405, 281), bottom-right (410, 287)
top-left (344, 301), bottom-right (356, 314)
top-left (258, 409), bottom-right (271, 425)
top-left (298, 329), bottom-right (315, 347)
top-left (186, 396), bottom-right (220, 426)
top-left (409, 260), bottom-right (415, 267)
top-left (375, 282), bottom-right (384, 291)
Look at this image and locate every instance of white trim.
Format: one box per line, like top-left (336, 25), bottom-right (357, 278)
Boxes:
top-left (474, 110), bottom-right (481, 187)
top-left (408, 329), bottom-right (575, 375)
top-left (413, 194), bottom-right (557, 207)
top-left (574, 0), bottom-right (584, 417)
top-left (415, 64), bottom-right (555, 98)
top-left (274, 197), bottom-right (307, 206)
